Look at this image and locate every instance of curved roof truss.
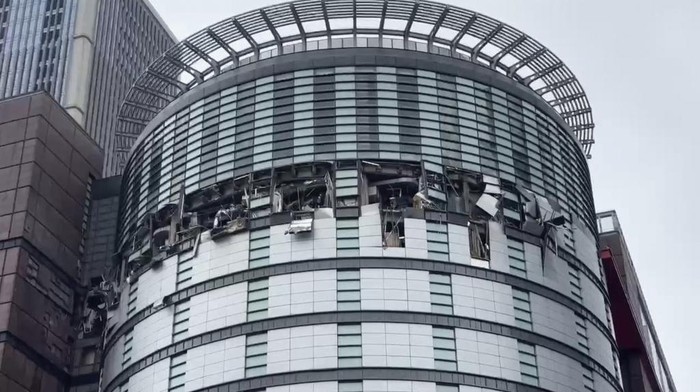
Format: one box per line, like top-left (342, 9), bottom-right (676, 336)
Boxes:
top-left (119, 0), bottom-right (594, 155)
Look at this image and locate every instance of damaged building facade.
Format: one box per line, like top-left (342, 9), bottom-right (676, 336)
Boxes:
top-left (101, 1), bottom-right (623, 392)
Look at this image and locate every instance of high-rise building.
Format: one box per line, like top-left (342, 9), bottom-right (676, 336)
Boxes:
top-left (0, 0), bottom-right (176, 175)
top-left (0, 91), bottom-right (103, 392)
top-left (98, 1), bottom-right (627, 392)
top-left (598, 211), bottom-right (676, 392)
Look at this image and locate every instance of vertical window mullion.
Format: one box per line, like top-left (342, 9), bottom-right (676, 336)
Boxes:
top-left (429, 273), bottom-right (453, 314)
top-left (336, 219), bottom-right (360, 257)
top-left (427, 222), bottom-right (449, 262)
top-left (569, 265), bottom-right (583, 302)
top-left (582, 364), bottom-right (596, 392)
top-left (127, 283), bottom-right (138, 317)
top-left (168, 353), bottom-right (187, 392)
top-left (249, 229), bottom-right (270, 268)
top-left (176, 254), bottom-right (194, 289)
top-left (337, 269), bottom-right (361, 311)
top-left (512, 288), bottom-right (532, 330)
top-left (338, 323), bottom-right (362, 367)
top-left (245, 333), bottom-right (267, 377)
top-left (247, 278), bottom-right (269, 321)
top-left (433, 327), bottom-right (457, 371)
top-left (575, 313), bottom-right (589, 353)
top-left (508, 238), bottom-right (527, 278)
top-left (122, 329), bottom-right (133, 366)
top-left (518, 341), bottom-right (539, 386)
top-left (172, 301), bottom-right (190, 342)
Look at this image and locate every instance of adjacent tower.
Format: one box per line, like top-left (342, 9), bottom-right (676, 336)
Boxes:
top-left (104, 1), bottom-right (621, 392)
top-left (0, 92), bottom-right (103, 392)
top-left (0, 0), bottom-right (176, 175)
top-left (598, 211), bottom-right (676, 392)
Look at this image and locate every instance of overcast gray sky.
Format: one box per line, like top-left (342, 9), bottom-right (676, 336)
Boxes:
top-left (150, 0), bottom-right (698, 389)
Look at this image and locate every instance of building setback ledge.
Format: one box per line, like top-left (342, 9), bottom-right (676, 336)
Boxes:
top-left (103, 310), bottom-right (620, 392)
top-left (194, 367), bottom-right (547, 392)
top-left (108, 256), bottom-right (615, 356)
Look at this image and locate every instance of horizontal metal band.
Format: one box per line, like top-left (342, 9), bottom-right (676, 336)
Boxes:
top-left (107, 257), bottom-right (615, 356)
top-left (130, 217), bottom-right (609, 301)
top-left (103, 311), bottom-right (620, 392)
top-left (193, 367), bottom-right (548, 392)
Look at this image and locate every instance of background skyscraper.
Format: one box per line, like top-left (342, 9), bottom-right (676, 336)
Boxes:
top-left (0, 0), bottom-right (176, 175)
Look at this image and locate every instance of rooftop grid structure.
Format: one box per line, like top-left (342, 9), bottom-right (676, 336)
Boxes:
top-left (119, 0), bottom-right (594, 156)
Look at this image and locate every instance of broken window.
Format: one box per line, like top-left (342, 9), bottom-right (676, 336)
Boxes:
top-left (507, 184), bottom-right (568, 262)
top-left (151, 203), bottom-right (179, 255)
top-left (382, 213), bottom-right (405, 248)
top-left (361, 161), bottom-right (421, 211)
top-left (182, 176), bottom-right (251, 240)
top-left (515, 185), bottom-right (566, 243)
top-left (469, 221), bottom-right (490, 261)
top-left (285, 211), bottom-right (314, 234)
top-left (125, 214), bottom-right (154, 274)
top-left (210, 204), bottom-right (248, 238)
top-left (500, 180), bottom-right (523, 228)
top-left (243, 171), bottom-right (272, 215)
top-left (445, 169), bottom-right (472, 214)
top-left (516, 185), bottom-right (566, 232)
top-left (445, 168), bottom-right (502, 219)
top-left (335, 161), bottom-right (360, 208)
top-left (272, 163), bottom-right (333, 214)
top-left (474, 174), bottom-right (502, 219)
top-left (359, 161), bottom-right (422, 248)
top-left (422, 162), bottom-right (448, 210)
top-left (81, 268), bottom-right (121, 340)
top-left (132, 215), bottom-right (152, 254)
top-left (272, 163), bottom-right (333, 235)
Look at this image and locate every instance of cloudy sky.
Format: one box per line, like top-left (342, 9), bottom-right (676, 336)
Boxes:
top-left (150, 0), bottom-right (698, 389)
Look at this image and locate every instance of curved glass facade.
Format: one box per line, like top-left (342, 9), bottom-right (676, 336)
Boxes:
top-left (105, 3), bottom-right (618, 392)
top-left (119, 59), bottom-right (594, 247)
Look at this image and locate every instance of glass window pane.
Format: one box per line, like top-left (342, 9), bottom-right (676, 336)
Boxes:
top-left (338, 291), bottom-right (361, 301)
top-left (338, 324), bottom-right (362, 334)
top-left (338, 335), bottom-right (362, 346)
top-left (249, 280), bottom-right (269, 290)
top-left (248, 299), bottom-right (268, 312)
top-left (338, 281), bottom-right (360, 290)
top-left (339, 346), bottom-right (362, 357)
top-left (338, 357), bottom-right (363, 368)
top-left (337, 270), bottom-right (360, 280)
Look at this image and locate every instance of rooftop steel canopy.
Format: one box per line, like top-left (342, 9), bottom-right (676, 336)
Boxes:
top-left (119, 0), bottom-right (595, 155)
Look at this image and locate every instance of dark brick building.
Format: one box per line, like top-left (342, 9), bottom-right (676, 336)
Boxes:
top-left (0, 92), bottom-right (102, 392)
